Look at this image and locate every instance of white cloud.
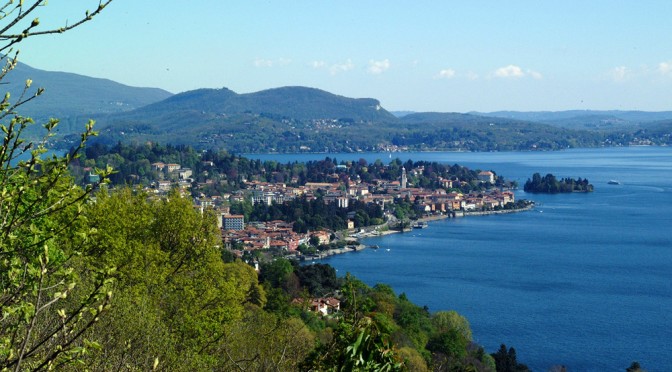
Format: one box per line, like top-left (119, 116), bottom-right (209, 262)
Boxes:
top-left (253, 58), bottom-right (291, 68)
top-left (253, 58), bottom-right (274, 68)
top-left (435, 68), bottom-right (456, 79)
top-left (367, 59), bottom-right (390, 74)
top-left (494, 65), bottom-right (525, 78)
top-left (491, 65), bottom-right (542, 79)
top-left (329, 59), bottom-right (355, 75)
top-left (609, 66), bottom-right (630, 82)
top-left (310, 60), bottom-right (327, 69)
top-left (658, 61), bottom-right (672, 76)
top-left (527, 69), bottom-right (543, 80)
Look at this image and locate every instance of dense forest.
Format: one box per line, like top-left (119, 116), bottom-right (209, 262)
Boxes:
top-left (523, 173), bottom-right (594, 193)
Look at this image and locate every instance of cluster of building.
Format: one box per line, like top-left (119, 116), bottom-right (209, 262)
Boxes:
top-left (221, 218), bottom-right (332, 253)
top-left (145, 162), bottom-right (515, 255)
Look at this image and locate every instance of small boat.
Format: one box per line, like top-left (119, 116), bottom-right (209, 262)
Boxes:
top-left (608, 180), bottom-right (621, 185)
top-left (412, 221), bottom-right (428, 229)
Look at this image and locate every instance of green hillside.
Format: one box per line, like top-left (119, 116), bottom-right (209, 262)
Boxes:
top-left (6, 64), bottom-right (663, 153)
top-left (5, 62), bottom-right (172, 136)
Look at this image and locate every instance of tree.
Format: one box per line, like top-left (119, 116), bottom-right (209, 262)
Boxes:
top-left (491, 344), bottom-right (530, 372)
top-left (431, 310), bottom-right (473, 342)
top-left (210, 308), bottom-right (315, 371)
top-left (0, 2), bottom-right (114, 369)
top-left (626, 361), bottom-right (646, 372)
top-left (81, 188), bottom-right (262, 369)
top-left (301, 275), bottom-right (404, 371)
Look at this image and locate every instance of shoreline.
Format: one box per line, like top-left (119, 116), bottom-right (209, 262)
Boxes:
top-left (301, 204), bottom-right (534, 261)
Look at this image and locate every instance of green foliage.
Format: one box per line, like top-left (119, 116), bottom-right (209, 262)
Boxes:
top-left (294, 263), bottom-right (343, 297)
top-left (524, 172), bottom-right (594, 193)
top-left (76, 87), bottom-right (666, 153)
top-left (397, 347), bottom-right (429, 372)
top-left (301, 275), bottom-right (404, 371)
top-left (432, 311), bottom-right (473, 342)
top-left (491, 344), bottom-right (531, 372)
top-left (81, 188), bottom-right (264, 369)
top-left (626, 361), bottom-right (646, 372)
top-left (209, 308), bottom-right (316, 371)
top-left (259, 258), bottom-right (294, 288)
top-left (0, 3), bottom-right (118, 365)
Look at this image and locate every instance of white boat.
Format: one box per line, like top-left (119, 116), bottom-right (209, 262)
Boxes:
top-left (412, 221), bottom-right (428, 229)
top-left (608, 180), bottom-right (621, 185)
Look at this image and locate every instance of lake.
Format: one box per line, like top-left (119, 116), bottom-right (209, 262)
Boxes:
top-left (248, 147), bottom-right (672, 371)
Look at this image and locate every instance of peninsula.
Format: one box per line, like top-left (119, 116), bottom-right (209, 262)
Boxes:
top-left (71, 142), bottom-right (533, 262)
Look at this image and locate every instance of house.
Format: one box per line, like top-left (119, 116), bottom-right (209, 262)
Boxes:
top-left (178, 168), bottom-right (193, 180)
top-left (151, 162), bottom-right (166, 171)
top-left (310, 230), bottom-right (331, 245)
top-left (294, 297), bottom-right (341, 316)
top-left (165, 163), bottom-right (181, 172)
top-left (414, 203), bottom-right (432, 214)
top-left (478, 171), bottom-right (495, 183)
top-left (502, 191), bottom-right (515, 204)
top-left (440, 178), bottom-right (454, 189)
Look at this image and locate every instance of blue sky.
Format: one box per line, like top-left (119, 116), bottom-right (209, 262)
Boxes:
top-left (14, 1), bottom-right (672, 112)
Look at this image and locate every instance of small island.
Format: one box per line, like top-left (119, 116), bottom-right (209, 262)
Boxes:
top-left (524, 172), bottom-right (594, 193)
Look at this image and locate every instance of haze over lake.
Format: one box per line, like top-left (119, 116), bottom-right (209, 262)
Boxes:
top-left (251, 146), bottom-right (672, 371)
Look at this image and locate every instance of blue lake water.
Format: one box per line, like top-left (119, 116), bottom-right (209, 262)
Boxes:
top-left (249, 147), bottom-right (672, 371)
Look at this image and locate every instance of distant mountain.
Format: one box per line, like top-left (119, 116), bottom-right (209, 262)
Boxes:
top-left (400, 112), bottom-right (530, 125)
top-left (6, 62), bottom-right (173, 122)
top-left (77, 89), bottom-right (616, 153)
top-left (7, 62), bottom-right (664, 152)
top-left (390, 111), bottom-right (415, 118)
top-left (129, 86), bottom-right (396, 122)
top-left (472, 110), bottom-right (672, 130)
top-left (81, 86), bottom-right (398, 151)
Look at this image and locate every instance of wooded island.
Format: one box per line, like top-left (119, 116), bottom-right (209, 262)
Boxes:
top-left (524, 173), bottom-right (594, 193)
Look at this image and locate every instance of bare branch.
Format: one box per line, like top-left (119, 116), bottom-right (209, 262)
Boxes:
top-left (0, 1), bottom-right (114, 53)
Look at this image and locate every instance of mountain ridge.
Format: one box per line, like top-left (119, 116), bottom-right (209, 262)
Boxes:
top-left (7, 62), bottom-right (173, 122)
top-left (5, 62), bottom-right (669, 152)
top-left (126, 86), bottom-right (396, 122)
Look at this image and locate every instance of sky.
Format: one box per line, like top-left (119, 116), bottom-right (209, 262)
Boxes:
top-left (12, 1), bottom-right (672, 112)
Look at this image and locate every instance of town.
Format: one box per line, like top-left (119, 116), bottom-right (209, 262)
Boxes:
top-left (72, 143), bottom-right (532, 263)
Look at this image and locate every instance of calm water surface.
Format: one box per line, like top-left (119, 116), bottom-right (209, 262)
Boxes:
top-left (252, 147), bottom-right (672, 371)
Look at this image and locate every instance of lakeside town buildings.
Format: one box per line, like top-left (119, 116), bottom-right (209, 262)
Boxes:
top-left (143, 160), bottom-right (517, 258)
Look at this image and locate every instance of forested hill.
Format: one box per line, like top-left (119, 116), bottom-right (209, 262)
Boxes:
top-left (472, 110), bottom-right (672, 131)
top-left (6, 63), bottom-right (666, 153)
top-left (9, 62), bottom-right (173, 122)
top-left (112, 86), bottom-right (396, 123)
top-left (65, 87), bottom-right (612, 153)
